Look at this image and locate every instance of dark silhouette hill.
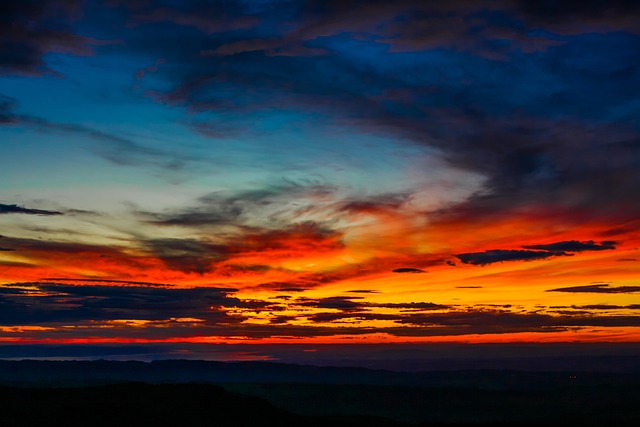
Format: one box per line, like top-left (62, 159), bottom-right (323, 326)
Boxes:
top-left (0, 383), bottom-right (404, 427)
top-left (1, 359), bottom-right (639, 390)
top-left (0, 360), bottom-right (639, 426)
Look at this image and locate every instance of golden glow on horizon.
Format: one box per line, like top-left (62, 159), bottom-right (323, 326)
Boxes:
top-left (2, 206), bottom-right (639, 344)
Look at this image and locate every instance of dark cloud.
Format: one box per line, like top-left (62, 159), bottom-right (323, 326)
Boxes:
top-left (99, 0), bottom-right (640, 228)
top-left (140, 222), bottom-right (341, 274)
top-left (600, 219), bottom-right (640, 237)
top-left (0, 281), bottom-right (242, 326)
top-left (392, 309), bottom-right (640, 333)
top-left (523, 240), bottom-right (616, 252)
top-left (0, 0), bottom-right (97, 75)
top-left (0, 94), bottom-right (18, 124)
top-left (303, 304), bottom-right (640, 334)
top-left (0, 247), bottom-right (15, 252)
top-left (456, 249), bottom-right (557, 265)
top-left (457, 240), bottom-right (619, 265)
top-left (143, 238), bottom-right (228, 274)
top-left (0, 203), bottom-right (62, 216)
top-left (513, 0), bottom-right (640, 34)
top-left (297, 296), bottom-right (364, 311)
top-left (339, 193), bottom-right (410, 216)
top-left (308, 311), bottom-right (400, 323)
top-left (0, 260), bottom-right (35, 268)
top-left (375, 302), bottom-right (445, 310)
top-left (274, 286), bottom-right (306, 293)
top-left (294, 297), bottom-right (445, 314)
top-left (547, 284), bottom-right (640, 294)
top-left (40, 278), bottom-right (178, 287)
top-left (144, 183), bottom-right (337, 228)
top-left (346, 290), bottom-right (379, 294)
top-left (571, 304), bottom-right (640, 310)
top-left (392, 268), bottom-right (426, 273)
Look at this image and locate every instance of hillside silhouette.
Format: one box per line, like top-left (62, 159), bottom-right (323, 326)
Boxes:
top-left (0, 360), bottom-right (639, 426)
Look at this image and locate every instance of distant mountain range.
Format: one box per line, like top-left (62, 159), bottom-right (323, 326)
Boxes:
top-left (1, 359), bottom-right (639, 389)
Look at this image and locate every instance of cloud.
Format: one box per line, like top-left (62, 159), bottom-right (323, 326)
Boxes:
top-left (513, 0), bottom-right (640, 35)
top-left (1, 94), bottom-right (193, 173)
top-left (0, 0), bottom-right (99, 75)
top-left (293, 297), bottom-right (446, 315)
top-left (142, 182), bottom-right (337, 228)
top-left (0, 281), bottom-right (244, 326)
top-left (456, 240), bottom-right (619, 265)
top-left (297, 296), bottom-right (364, 311)
top-left (571, 304), bottom-right (640, 310)
top-left (523, 240), bottom-right (616, 252)
top-left (346, 290), bottom-right (379, 294)
top-left (143, 238), bottom-right (228, 274)
top-left (99, 0), bottom-right (640, 232)
top-left (455, 249), bottom-right (557, 265)
top-left (547, 284), bottom-right (640, 294)
top-left (0, 204), bottom-right (62, 216)
top-left (392, 268), bottom-right (426, 273)
top-left (0, 94), bottom-right (18, 124)
top-left (39, 278), bottom-right (177, 287)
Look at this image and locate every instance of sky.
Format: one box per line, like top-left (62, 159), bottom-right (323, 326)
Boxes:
top-left (1, 0), bottom-right (640, 357)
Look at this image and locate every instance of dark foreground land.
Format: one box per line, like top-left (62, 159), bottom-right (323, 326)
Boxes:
top-left (1, 360), bottom-right (639, 426)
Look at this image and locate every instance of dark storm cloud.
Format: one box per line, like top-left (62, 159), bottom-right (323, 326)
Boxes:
top-left (392, 268), bottom-right (426, 273)
top-left (456, 249), bottom-right (557, 265)
top-left (547, 284), bottom-right (640, 294)
top-left (0, 0), bottom-right (98, 75)
top-left (523, 240), bottom-right (616, 252)
top-left (0, 203), bottom-right (62, 216)
top-left (0, 282), bottom-right (245, 326)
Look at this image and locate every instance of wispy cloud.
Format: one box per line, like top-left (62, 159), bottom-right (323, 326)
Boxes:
top-left (0, 203), bottom-right (62, 216)
top-left (547, 284), bottom-right (640, 294)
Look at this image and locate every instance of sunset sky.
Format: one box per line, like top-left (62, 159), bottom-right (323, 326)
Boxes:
top-left (1, 0), bottom-right (640, 354)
